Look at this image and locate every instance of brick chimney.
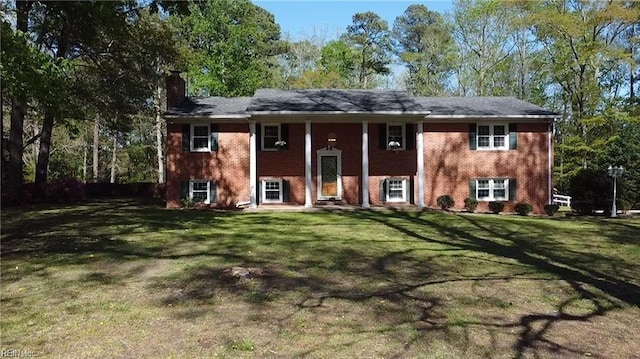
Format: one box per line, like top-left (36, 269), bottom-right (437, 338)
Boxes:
top-left (166, 71), bottom-right (186, 109)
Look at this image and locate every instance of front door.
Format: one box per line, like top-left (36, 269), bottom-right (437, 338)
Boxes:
top-left (317, 149), bottom-right (342, 200)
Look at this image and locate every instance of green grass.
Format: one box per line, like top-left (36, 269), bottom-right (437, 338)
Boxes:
top-left (1, 199), bottom-right (639, 358)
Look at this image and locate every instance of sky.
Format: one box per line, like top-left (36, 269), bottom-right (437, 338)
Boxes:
top-left (254, 1), bottom-right (454, 41)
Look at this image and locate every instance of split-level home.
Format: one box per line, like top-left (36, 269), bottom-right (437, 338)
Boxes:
top-left (163, 72), bottom-right (558, 213)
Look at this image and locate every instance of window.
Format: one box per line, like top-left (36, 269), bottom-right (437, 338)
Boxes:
top-left (387, 124), bottom-right (405, 150)
top-left (386, 178), bottom-right (406, 202)
top-left (190, 180), bottom-right (210, 204)
top-left (477, 124), bottom-right (508, 150)
top-left (261, 179), bottom-right (283, 203)
top-left (191, 124), bottom-right (210, 152)
top-left (261, 124), bottom-right (281, 150)
top-left (476, 178), bottom-right (508, 201)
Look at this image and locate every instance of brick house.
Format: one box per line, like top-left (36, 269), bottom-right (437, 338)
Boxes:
top-left (163, 73), bottom-right (558, 213)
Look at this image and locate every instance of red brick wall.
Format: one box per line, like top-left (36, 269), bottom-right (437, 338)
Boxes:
top-left (165, 120), bottom-right (551, 213)
top-left (424, 122), bottom-right (551, 213)
top-left (165, 122), bottom-right (250, 208)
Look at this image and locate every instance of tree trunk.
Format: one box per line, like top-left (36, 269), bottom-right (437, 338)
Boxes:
top-left (82, 141), bottom-right (87, 183)
top-left (34, 112), bottom-right (54, 197)
top-left (155, 84), bottom-right (165, 183)
top-left (93, 115), bottom-right (99, 182)
top-left (110, 135), bottom-right (117, 183)
top-left (7, 1), bottom-right (32, 193)
top-left (8, 99), bottom-right (25, 191)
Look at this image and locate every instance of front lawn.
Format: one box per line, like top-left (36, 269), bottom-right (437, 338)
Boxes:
top-left (1, 200), bottom-right (639, 358)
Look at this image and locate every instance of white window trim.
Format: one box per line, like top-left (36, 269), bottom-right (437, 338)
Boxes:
top-left (190, 124), bottom-right (211, 152)
top-left (477, 123), bottom-right (508, 151)
top-left (261, 123), bottom-right (281, 151)
top-left (261, 178), bottom-right (283, 203)
top-left (387, 123), bottom-right (406, 150)
top-left (386, 178), bottom-right (407, 203)
top-left (476, 178), bottom-right (509, 201)
top-left (190, 180), bottom-right (210, 204)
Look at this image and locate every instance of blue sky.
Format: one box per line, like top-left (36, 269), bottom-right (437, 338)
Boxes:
top-left (254, 1), bottom-right (454, 41)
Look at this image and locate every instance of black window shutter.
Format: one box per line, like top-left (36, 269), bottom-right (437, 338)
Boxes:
top-left (210, 181), bottom-right (217, 203)
top-left (283, 180), bottom-right (290, 202)
top-left (256, 124), bottom-right (262, 151)
top-left (469, 124), bottom-right (477, 150)
top-left (379, 124), bottom-right (387, 150)
top-left (210, 124), bottom-right (219, 151)
top-left (182, 181), bottom-right (189, 199)
top-left (408, 177), bottom-right (414, 204)
top-left (379, 179), bottom-right (387, 203)
top-left (256, 179), bottom-right (261, 205)
top-left (509, 179), bottom-right (517, 201)
top-left (509, 123), bottom-right (518, 150)
top-left (281, 124), bottom-right (289, 150)
top-left (469, 180), bottom-right (477, 200)
top-left (182, 124), bottom-right (190, 152)
top-left (405, 124), bottom-right (415, 150)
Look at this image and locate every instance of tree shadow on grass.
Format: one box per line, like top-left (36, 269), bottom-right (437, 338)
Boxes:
top-left (346, 210), bottom-right (637, 358)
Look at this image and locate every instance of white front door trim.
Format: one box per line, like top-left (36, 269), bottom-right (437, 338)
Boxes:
top-left (316, 148), bottom-right (342, 201)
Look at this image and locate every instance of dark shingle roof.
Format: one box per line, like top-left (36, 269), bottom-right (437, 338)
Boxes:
top-left (165, 97), bottom-right (251, 117)
top-left (417, 97), bottom-right (558, 117)
top-left (163, 90), bottom-right (558, 119)
top-left (247, 89), bottom-right (428, 114)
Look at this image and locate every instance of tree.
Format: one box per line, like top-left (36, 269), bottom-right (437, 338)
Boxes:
top-left (392, 4), bottom-right (456, 95)
top-left (341, 11), bottom-right (392, 89)
top-left (451, 0), bottom-right (516, 96)
top-left (177, 0), bottom-right (286, 96)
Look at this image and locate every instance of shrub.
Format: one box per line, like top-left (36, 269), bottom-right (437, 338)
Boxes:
top-left (436, 195), bottom-right (455, 211)
top-left (181, 197), bottom-right (204, 208)
top-left (571, 200), bottom-right (594, 216)
top-left (47, 178), bottom-right (86, 203)
top-left (488, 201), bottom-right (505, 214)
top-left (543, 204), bottom-right (560, 216)
top-left (514, 202), bottom-right (533, 216)
top-left (620, 199), bottom-right (632, 214)
top-left (464, 198), bottom-right (478, 212)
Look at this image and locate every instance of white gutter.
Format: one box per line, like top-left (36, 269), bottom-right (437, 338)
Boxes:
top-left (249, 111), bottom-right (432, 116)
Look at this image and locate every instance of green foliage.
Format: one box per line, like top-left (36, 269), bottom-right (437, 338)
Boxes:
top-left (543, 204), bottom-right (560, 216)
top-left (392, 4), bottom-right (456, 95)
top-left (342, 11), bottom-right (392, 88)
top-left (572, 200), bottom-right (595, 216)
top-left (568, 168), bottom-right (612, 210)
top-left (178, 0), bottom-right (285, 96)
top-left (488, 201), bottom-right (505, 214)
top-left (436, 195), bottom-right (455, 211)
top-left (514, 202), bottom-right (533, 216)
top-left (464, 197), bottom-right (478, 212)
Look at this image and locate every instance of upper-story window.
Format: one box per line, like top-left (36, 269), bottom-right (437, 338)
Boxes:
top-left (477, 124), bottom-right (508, 150)
top-left (191, 124), bottom-right (211, 152)
top-left (387, 124), bottom-right (405, 150)
top-left (262, 124), bottom-right (281, 151)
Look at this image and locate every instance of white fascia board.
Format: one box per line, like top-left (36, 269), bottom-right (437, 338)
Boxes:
top-left (163, 114), bottom-right (250, 122)
top-left (425, 115), bottom-right (557, 121)
top-left (250, 110), bottom-right (431, 116)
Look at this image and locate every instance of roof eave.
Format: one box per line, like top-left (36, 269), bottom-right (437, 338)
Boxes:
top-left (425, 114), bottom-right (558, 120)
top-left (249, 110), bottom-right (432, 116)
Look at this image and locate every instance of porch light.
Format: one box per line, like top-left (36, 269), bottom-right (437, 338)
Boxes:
top-left (607, 165), bottom-right (624, 218)
top-left (388, 141), bottom-right (401, 151)
top-left (328, 132), bottom-right (337, 149)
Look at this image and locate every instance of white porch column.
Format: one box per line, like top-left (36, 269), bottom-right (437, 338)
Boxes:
top-left (305, 121), bottom-right (313, 207)
top-left (416, 121), bottom-right (425, 208)
top-left (249, 121), bottom-right (257, 208)
top-left (361, 121), bottom-right (370, 208)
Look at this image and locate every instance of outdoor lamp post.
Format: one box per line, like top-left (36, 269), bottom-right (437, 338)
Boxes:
top-left (607, 165), bottom-right (624, 218)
